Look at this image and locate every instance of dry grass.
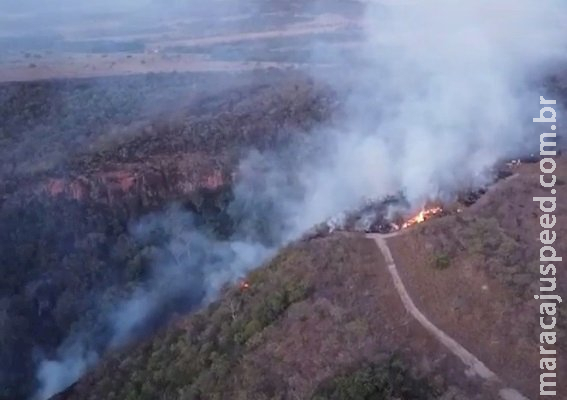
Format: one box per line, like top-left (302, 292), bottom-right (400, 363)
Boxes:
top-left (386, 156), bottom-right (567, 399)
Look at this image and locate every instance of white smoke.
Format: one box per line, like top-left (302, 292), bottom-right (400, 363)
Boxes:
top-left (33, 206), bottom-right (276, 400)
top-left (305, 0), bottom-right (567, 214)
top-left (33, 0), bottom-right (567, 398)
top-left (34, 344), bottom-right (98, 400)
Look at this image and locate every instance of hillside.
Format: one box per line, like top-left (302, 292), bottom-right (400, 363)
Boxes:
top-left (2, 54), bottom-right (565, 400)
top-left (52, 235), bottom-right (464, 400)
top-left (1, 1), bottom-right (566, 399)
top-left (51, 157), bottom-right (566, 400)
top-left (0, 70), bottom-right (336, 400)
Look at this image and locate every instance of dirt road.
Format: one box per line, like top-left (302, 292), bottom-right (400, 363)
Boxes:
top-left (366, 231), bottom-right (529, 400)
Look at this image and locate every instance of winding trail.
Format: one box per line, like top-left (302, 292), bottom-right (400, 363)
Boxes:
top-left (366, 231), bottom-right (529, 400)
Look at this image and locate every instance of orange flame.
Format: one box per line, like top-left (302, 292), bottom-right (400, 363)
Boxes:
top-left (401, 206), bottom-right (443, 229)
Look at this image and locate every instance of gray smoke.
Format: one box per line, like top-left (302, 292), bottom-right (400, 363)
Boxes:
top-left (34, 207), bottom-right (275, 400)
top-left (33, 0), bottom-right (567, 398)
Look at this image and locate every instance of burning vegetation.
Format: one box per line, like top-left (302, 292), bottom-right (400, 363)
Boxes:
top-left (400, 206), bottom-right (444, 229)
top-left (239, 280), bottom-right (251, 291)
top-left (317, 199), bottom-right (448, 236)
top-left (311, 167), bottom-right (520, 238)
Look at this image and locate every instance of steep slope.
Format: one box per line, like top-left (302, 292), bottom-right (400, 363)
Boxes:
top-left (0, 70), bottom-right (336, 400)
top-left (51, 156), bottom-right (566, 400)
top-left (52, 235), bottom-right (484, 400)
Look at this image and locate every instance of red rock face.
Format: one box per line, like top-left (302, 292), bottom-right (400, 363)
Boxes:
top-left (38, 153), bottom-right (230, 206)
top-left (203, 170), bottom-right (225, 190)
top-left (45, 179), bottom-right (66, 196)
top-left (45, 177), bottom-right (90, 200)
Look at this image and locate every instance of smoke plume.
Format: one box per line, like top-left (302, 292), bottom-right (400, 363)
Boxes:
top-left (34, 0), bottom-right (567, 398)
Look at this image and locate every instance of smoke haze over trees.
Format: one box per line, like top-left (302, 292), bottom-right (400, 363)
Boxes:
top-left (0, 0), bottom-right (566, 399)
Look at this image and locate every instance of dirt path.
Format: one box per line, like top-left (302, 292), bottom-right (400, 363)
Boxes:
top-left (151, 14), bottom-right (353, 48)
top-left (366, 231), bottom-right (529, 400)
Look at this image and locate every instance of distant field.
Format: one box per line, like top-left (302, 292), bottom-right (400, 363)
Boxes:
top-left (0, 2), bottom-right (362, 83)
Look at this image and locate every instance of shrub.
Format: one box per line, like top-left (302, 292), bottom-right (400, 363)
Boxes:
top-left (431, 252), bottom-right (451, 270)
top-left (311, 356), bottom-right (439, 400)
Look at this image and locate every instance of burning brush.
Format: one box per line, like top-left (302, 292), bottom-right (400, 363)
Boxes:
top-left (316, 198), bottom-right (447, 236)
top-left (239, 280), bottom-right (250, 291)
top-left (400, 206), bottom-right (444, 229)
top-left (313, 173), bottom-right (512, 237)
